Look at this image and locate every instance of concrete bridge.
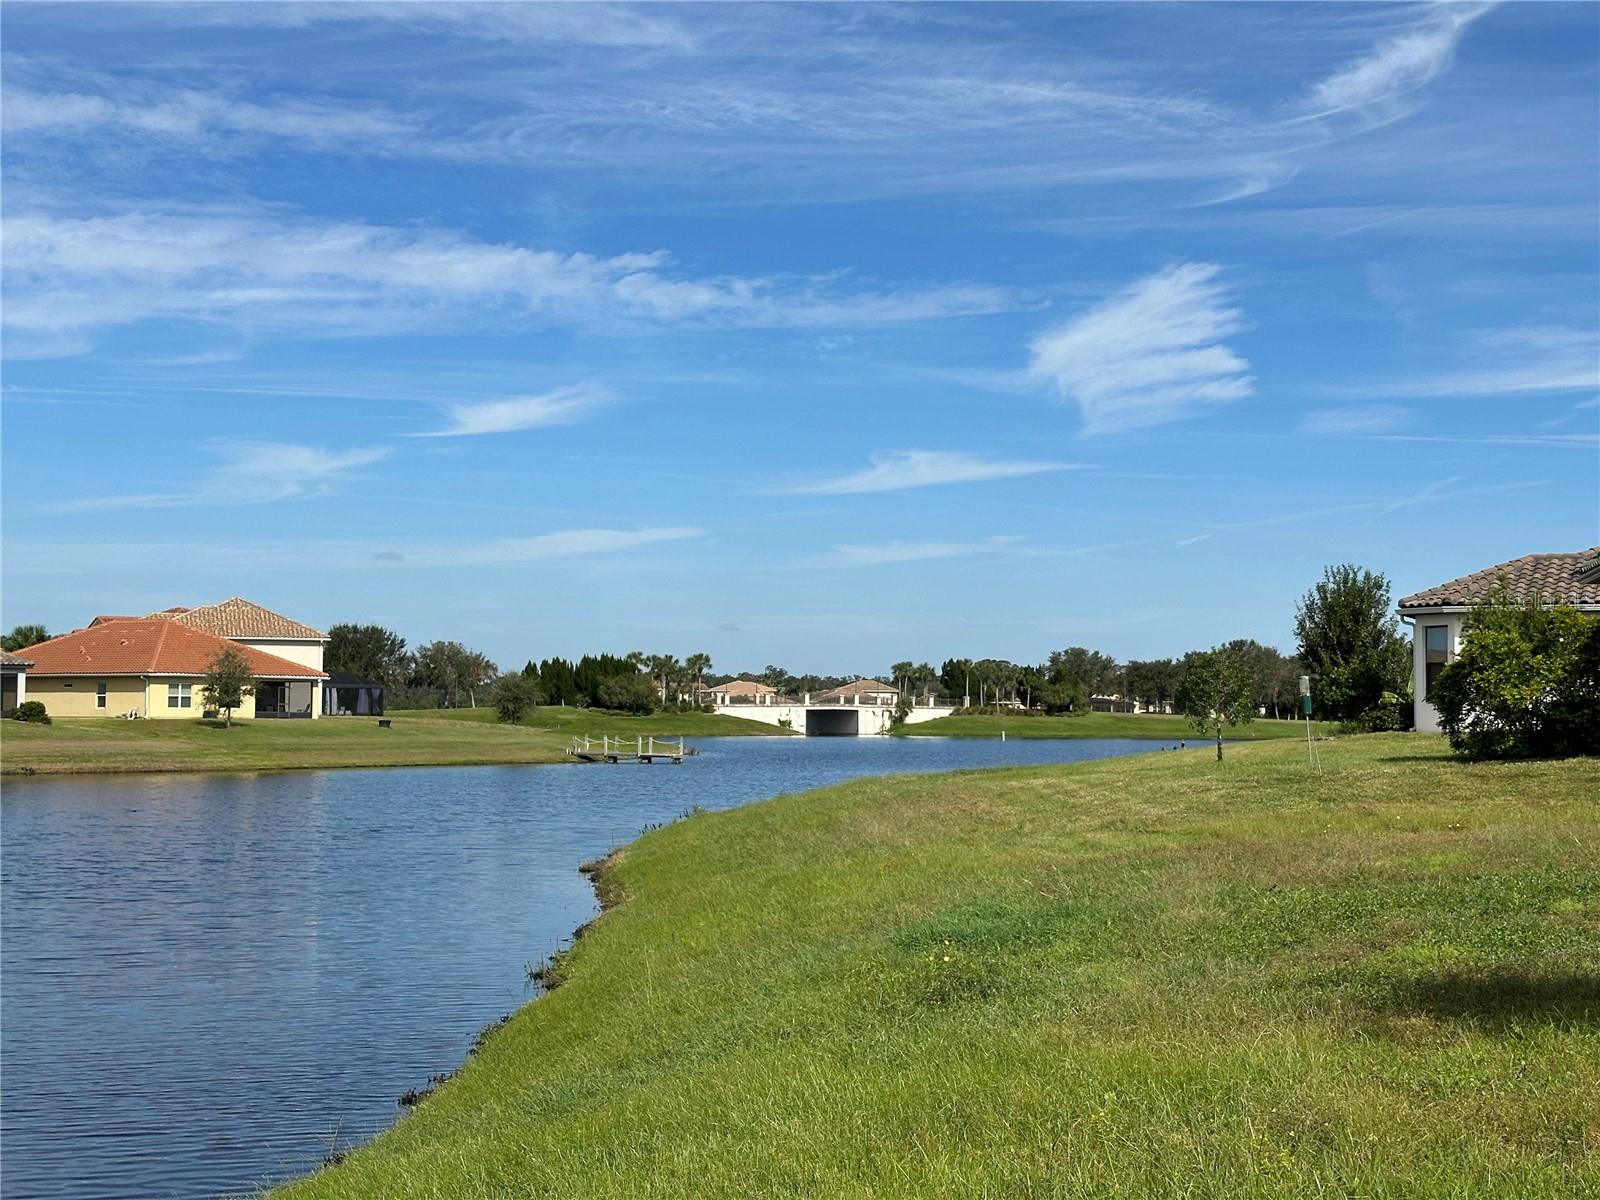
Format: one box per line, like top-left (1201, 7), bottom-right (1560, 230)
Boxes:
top-left (709, 698), bottom-right (956, 736)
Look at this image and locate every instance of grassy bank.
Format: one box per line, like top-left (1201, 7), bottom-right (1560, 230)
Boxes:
top-left (899, 710), bottom-right (1331, 740)
top-left (277, 736), bottom-right (1600, 1199)
top-left (0, 708), bottom-right (784, 775)
top-left (396, 705), bottom-right (795, 738)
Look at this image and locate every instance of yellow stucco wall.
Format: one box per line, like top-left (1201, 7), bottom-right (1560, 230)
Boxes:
top-left (28, 677), bottom-right (155, 718)
top-left (25, 677), bottom-right (277, 719)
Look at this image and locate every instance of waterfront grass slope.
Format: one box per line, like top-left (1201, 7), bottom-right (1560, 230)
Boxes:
top-left (277, 736), bottom-right (1600, 1199)
top-left (0, 707), bottom-right (784, 775)
top-left (897, 710), bottom-right (1332, 740)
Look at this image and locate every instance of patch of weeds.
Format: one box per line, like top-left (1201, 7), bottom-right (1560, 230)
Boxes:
top-left (890, 897), bottom-right (1115, 959)
top-left (398, 1072), bottom-right (454, 1108)
top-left (470, 1012), bottom-right (513, 1056)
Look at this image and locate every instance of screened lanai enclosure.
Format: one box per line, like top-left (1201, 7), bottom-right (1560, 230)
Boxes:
top-left (322, 671), bottom-right (385, 717)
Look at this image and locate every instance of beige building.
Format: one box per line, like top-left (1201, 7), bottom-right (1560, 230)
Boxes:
top-left (1399, 546), bottom-right (1600, 733)
top-left (22, 609), bottom-right (327, 720)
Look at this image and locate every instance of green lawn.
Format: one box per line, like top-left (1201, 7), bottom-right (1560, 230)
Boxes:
top-left (396, 705), bottom-right (795, 738)
top-left (0, 712), bottom-right (570, 774)
top-left (0, 706), bottom-right (787, 775)
top-left (899, 709), bottom-right (1332, 740)
top-left (276, 736), bottom-right (1600, 1199)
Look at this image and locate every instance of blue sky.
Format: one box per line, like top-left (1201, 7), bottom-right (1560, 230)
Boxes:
top-left (3, 1), bottom-right (1596, 674)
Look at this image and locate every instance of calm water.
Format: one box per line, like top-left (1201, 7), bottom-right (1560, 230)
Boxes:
top-left (1, 736), bottom-right (1163, 1200)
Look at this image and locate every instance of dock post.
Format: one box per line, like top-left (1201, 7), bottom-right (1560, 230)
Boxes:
top-left (637, 736), bottom-right (643, 757)
top-left (648, 736), bottom-right (655, 756)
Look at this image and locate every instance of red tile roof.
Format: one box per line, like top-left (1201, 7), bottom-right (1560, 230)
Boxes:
top-left (708, 679), bottom-right (776, 695)
top-left (817, 678), bottom-right (898, 699)
top-left (88, 614), bottom-right (141, 626)
top-left (23, 619), bottom-right (326, 679)
top-left (152, 597), bottom-right (327, 641)
top-left (1399, 547), bottom-right (1600, 609)
top-left (1, 649), bottom-right (33, 668)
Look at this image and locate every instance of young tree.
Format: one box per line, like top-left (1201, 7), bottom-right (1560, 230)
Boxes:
top-left (2, 624), bottom-right (49, 651)
top-left (325, 623), bottom-right (411, 687)
top-left (490, 673), bottom-right (541, 725)
top-left (1294, 564), bottom-right (1411, 720)
top-left (200, 647), bottom-right (256, 728)
top-left (1176, 647), bottom-right (1255, 761)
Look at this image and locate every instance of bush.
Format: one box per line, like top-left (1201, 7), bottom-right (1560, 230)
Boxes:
top-left (1336, 693), bottom-right (1414, 735)
top-left (1432, 594), bottom-right (1598, 760)
top-left (596, 673), bottom-right (657, 715)
top-left (490, 674), bottom-right (540, 724)
top-left (12, 700), bottom-right (50, 724)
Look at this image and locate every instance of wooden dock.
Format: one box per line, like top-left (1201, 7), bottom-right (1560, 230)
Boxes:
top-left (568, 735), bottom-right (695, 764)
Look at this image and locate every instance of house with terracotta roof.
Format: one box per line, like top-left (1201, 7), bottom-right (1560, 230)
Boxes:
top-left (705, 679), bottom-right (780, 705)
top-left (21, 617), bottom-right (327, 720)
top-left (814, 678), bottom-right (899, 706)
top-left (1398, 546), bottom-right (1600, 733)
top-left (2, 649), bottom-right (33, 716)
top-left (147, 597), bottom-right (328, 673)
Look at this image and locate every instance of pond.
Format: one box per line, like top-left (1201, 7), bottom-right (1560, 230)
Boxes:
top-left (0, 736), bottom-right (1167, 1199)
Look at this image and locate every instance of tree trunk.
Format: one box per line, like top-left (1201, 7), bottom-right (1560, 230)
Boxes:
top-left (1216, 726), bottom-right (1223, 761)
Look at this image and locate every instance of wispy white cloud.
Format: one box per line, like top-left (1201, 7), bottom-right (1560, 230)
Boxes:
top-left (385, 526), bottom-right (705, 567)
top-left (2, 85), bottom-right (416, 148)
top-left (1335, 325), bottom-right (1600, 400)
top-left (0, 210), bottom-right (1017, 356)
top-left (825, 536), bottom-right (1024, 567)
top-left (1299, 405), bottom-right (1411, 437)
top-left (1028, 262), bottom-right (1252, 434)
top-left (42, 441), bottom-right (389, 514)
top-left (1299, 3), bottom-right (1494, 125)
top-left (419, 385), bottom-right (608, 437)
top-left (778, 450), bottom-right (1082, 495)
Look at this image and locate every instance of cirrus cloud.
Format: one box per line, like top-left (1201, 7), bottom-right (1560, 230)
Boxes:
top-left (1028, 262), bottom-right (1253, 435)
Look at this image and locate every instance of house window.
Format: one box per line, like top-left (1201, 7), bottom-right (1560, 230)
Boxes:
top-left (168, 683), bottom-right (193, 709)
top-left (96, 682), bottom-right (107, 708)
top-left (1424, 625), bottom-right (1449, 699)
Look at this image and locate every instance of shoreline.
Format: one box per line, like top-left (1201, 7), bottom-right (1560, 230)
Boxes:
top-left (270, 737), bottom-right (1600, 1198)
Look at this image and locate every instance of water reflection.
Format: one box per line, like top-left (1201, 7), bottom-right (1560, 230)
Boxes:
top-left (1, 736), bottom-right (1159, 1199)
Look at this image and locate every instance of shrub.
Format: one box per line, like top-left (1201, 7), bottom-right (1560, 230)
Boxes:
top-left (596, 673), bottom-right (657, 715)
top-left (1337, 693), bottom-right (1414, 735)
top-left (490, 674), bottom-right (540, 724)
top-left (1432, 592), bottom-right (1598, 760)
top-left (12, 700), bottom-right (50, 724)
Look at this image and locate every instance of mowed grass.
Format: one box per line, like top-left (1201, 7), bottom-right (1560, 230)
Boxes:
top-left (0, 712), bottom-right (575, 774)
top-left (899, 710), bottom-right (1332, 740)
top-left (0, 707), bottom-right (786, 775)
top-left (275, 736), bottom-right (1600, 1199)
top-left (399, 705), bottom-right (795, 738)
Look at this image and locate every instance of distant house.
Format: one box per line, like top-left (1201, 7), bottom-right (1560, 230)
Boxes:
top-left (21, 617), bottom-right (327, 719)
top-left (148, 597), bottom-right (327, 673)
top-left (815, 679), bottom-right (899, 706)
top-left (1398, 546), bottom-right (1600, 733)
top-left (2, 649), bottom-right (32, 716)
top-left (706, 679), bottom-right (779, 705)
top-left (1088, 695), bottom-right (1136, 714)
top-left (323, 671), bottom-right (385, 717)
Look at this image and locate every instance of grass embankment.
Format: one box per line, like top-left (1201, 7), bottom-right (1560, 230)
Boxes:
top-left (398, 705), bottom-right (795, 739)
top-left (900, 710), bottom-right (1331, 740)
top-left (0, 707), bottom-right (782, 776)
top-left (278, 736), bottom-right (1600, 1199)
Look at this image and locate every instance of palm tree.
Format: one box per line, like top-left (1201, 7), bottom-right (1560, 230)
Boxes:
top-left (685, 652), bottom-right (712, 695)
top-left (890, 661), bottom-right (915, 698)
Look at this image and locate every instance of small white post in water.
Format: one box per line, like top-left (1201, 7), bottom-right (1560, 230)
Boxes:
top-left (1002, 730), bottom-right (1007, 741)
